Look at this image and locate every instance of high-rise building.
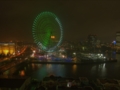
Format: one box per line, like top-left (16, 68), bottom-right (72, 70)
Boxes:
top-left (116, 32), bottom-right (120, 46)
top-left (87, 34), bottom-right (97, 45)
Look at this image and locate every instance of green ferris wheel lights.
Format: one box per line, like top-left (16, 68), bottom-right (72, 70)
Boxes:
top-left (32, 11), bottom-right (63, 52)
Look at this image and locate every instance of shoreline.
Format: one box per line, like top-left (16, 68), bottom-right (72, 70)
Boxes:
top-left (29, 59), bottom-right (117, 64)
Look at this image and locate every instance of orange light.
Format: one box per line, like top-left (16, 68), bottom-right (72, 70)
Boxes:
top-left (72, 64), bottom-right (77, 73)
top-left (51, 36), bottom-right (55, 39)
top-left (3, 50), bottom-right (9, 55)
top-left (20, 70), bottom-right (25, 76)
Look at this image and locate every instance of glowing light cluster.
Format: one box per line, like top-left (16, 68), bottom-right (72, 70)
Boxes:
top-left (32, 11), bottom-right (63, 52)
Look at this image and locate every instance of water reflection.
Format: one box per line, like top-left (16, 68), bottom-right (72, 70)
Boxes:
top-left (19, 70), bottom-right (25, 76)
top-left (3, 70), bottom-right (9, 75)
top-left (27, 64), bottom-right (66, 80)
top-left (52, 64), bottom-right (65, 77)
top-left (72, 64), bottom-right (77, 73)
top-left (90, 63), bottom-right (107, 78)
top-left (1, 54), bottom-right (120, 80)
top-left (3, 66), bottom-right (17, 75)
top-left (46, 64), bottom-right (52, 69)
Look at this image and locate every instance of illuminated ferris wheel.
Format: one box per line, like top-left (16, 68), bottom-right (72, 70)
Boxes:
top-left (32, 12), bottom-right (63, 52)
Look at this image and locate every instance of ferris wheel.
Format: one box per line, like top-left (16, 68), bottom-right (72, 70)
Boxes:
top-left (32, 11), bottom-right (63, 52)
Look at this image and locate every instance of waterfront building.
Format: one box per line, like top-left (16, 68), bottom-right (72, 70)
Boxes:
top-left (0, 42), bottom-right (15, 55)
top-left (116, 32), bottom-right (120, 46)
top-left (87, 34), bottom-right (97, 45)
top-left (116, 32), bottom-right (120, 51)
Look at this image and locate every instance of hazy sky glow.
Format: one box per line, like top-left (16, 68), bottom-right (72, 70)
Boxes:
top-left (0, 0), bottom-right (120, 42)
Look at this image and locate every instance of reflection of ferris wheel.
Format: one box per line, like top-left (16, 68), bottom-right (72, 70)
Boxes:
top-left (32, 12), bottom-right (63, 52)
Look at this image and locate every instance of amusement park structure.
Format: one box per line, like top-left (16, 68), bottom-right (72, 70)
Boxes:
top-left (32, 11), bottom-right (63, 52)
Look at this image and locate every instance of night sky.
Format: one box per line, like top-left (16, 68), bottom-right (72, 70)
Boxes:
top-left (0, 0), bottom-right (120, 42)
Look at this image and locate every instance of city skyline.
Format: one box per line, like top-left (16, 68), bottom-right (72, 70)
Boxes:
top-left (0, 0), bottom-right (120, 42)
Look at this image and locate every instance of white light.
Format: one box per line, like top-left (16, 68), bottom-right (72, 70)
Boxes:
top-left (62, 55), bottom-right (65, 58)
top-left (104, 57), bottom-right (106, 59)
top-left (100, 54), bottom-right (103, 56)
top-left (33, 50), bottom-right (36, 53)
top-left (98, 54), bottom-right (101, 56)
top-left (73, 52), bottom-right (76, 55)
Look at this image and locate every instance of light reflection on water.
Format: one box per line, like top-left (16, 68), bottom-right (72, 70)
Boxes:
top-left (2, 54), bottom-right (120, 80)
top-left (90, 63), bottom-right (107, 78)
top-left (72, 64), bottom-right (77, 73)
top-left (19, 70), bottom-right (25, 76)
top-left (29, 64), bottom-right (66, 80)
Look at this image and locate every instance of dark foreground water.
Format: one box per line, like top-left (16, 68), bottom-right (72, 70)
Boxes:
top-left (2, 54), bottom-right (120, 80)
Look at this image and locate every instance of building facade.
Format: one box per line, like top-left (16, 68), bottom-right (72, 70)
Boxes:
top-left (0, 42), bottom-right (15, 55)
top-left (116, 32), bottom-right (120, 46)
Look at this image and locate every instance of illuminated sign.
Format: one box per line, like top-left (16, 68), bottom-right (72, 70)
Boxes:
top-left (51, 36), bottom-right (55, 39)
